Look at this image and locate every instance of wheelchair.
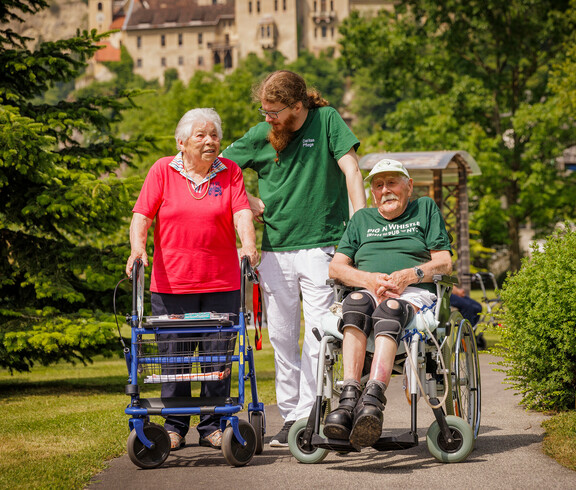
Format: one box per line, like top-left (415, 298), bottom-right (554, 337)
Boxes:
top-left (288, 275), bottom-right (481, 464)
top-left (463, 272), bottom-right (503, 350)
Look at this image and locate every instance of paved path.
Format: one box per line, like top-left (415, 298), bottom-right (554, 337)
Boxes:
top-left (89, 355), bottom-right (574, 489)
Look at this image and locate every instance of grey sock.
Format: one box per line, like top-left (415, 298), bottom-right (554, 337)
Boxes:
top-left (366, 379), bottom-right (387, 392)
top-left (343, 379), bottom-right (361, 391)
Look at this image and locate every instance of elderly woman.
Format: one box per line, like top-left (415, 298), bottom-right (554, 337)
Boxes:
top-left (126, 108), bottom-right (259, 451)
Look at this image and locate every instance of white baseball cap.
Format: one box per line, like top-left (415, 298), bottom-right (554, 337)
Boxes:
top-left (364, 158), bottom-right (410, 182)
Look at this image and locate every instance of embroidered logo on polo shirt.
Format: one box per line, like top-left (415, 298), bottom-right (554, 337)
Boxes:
top-left (208, 182), bottom-right (222, 197)
top-left (302, 138), bottom-right (315, 148)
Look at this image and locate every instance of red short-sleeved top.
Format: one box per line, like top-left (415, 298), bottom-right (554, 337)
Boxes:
top-left (133, 155), bottom-right (250, 294)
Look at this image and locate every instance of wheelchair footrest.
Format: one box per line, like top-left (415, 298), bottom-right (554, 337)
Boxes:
top-left (371, 431), bottom-right (419, 451)
top-left (310, 434), bottom-right (361, 452)
top-left (311, 430), bottom-right (418, 452)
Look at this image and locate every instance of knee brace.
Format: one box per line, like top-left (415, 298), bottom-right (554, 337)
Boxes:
top-left (340, 291), bottom-right (375, 337)
top-left (372, 299), bottom-right (415, 346)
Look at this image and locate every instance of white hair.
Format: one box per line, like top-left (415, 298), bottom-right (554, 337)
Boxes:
top-left (174, 108), bottom-right (222, 148)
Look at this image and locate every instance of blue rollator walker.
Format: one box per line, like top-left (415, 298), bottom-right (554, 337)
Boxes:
top-left (288, 275), bottom-right (481, 464)
top-left (123, 257), bottom-right (265, 468)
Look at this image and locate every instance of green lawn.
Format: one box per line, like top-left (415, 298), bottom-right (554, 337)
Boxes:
top-left (0, 327), bottom-right (276, 489)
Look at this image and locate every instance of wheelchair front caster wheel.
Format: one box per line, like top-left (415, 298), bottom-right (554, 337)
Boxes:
top-left (127, 422), bottom-right (171, 469)
top-left (222, 419), bottom-right (257, 467)
top-left (426, 415), bottom-right (474, 463)
top-left (288, 418), bottom-right (329, 464)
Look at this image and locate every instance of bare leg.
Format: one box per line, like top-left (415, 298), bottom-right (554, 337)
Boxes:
top-left (369, 335), bottom-right (397, 385)
top-left (342, 327), bottom-right (367, 382)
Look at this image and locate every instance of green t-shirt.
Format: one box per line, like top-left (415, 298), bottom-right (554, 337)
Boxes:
top-left (337, 197), bottom-right (452, 293)
top-left (222, 106), bottom-right (360, 251)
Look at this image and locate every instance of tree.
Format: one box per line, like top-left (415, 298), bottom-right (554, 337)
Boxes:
top-left (0, 0), bottom-right (153, 371)
top-left (496, 225), bottom-right (576, 411)
top-left (339, 0), bottom-right (576, 271)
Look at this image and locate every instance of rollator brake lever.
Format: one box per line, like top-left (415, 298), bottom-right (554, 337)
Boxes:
top-left (312, 327), bottom-right (322, 342)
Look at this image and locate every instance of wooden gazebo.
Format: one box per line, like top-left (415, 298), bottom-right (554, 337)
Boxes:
top-left (358, 151), bottom-right (481, 293)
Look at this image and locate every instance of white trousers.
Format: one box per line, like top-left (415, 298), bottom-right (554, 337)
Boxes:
top-left (258, 247), bottom-right (335, 421)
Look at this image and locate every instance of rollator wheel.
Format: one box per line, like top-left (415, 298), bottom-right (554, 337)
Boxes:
top-left (443, 312), bottom-right (481, 440)
top-left (222, 419), bottom-right (257, 467)
top-left (127, 422), bottom-right (171, 469)
top-left (426, 415), bottom-right (474, 463)
top-left (288, 418), bottom-right (329, 464)
top-left (250, 411), bottom-right (265, 455)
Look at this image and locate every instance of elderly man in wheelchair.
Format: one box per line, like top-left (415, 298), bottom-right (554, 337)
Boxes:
top-left (323, 159), bottom-right (453, 448)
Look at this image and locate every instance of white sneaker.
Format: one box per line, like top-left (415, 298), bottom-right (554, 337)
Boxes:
top-left (269, 420), bottom-right (295, 447)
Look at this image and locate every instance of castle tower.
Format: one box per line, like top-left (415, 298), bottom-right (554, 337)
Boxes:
top-left (88, 0), bottom-right (114, 33)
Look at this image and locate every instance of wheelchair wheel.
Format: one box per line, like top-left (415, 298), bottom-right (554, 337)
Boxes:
top-left (426, 415), bottom-right (474, 463)
top-left (127, 422), bottom-right (171, 469)
top-left (288, 418), bottom-right (329, 464)
top-left (222, 419), bottom-right (257, 467)
top-left (250, 411), bottom-right (265, 455)
top-left (443, 313), bottom-right (481, 439)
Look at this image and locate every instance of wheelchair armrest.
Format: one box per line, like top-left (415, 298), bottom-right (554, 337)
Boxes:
top-left (433, 275), bottom-right (458, 323)
top-left (326, 278), bottom-right (356, 303)
top-left (433, 274), bottom-right (458, 287)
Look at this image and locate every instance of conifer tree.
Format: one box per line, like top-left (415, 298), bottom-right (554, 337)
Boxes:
top-left (0, 0), bottom-right (152, 371)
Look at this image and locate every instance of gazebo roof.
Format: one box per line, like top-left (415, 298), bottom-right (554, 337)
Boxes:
top-left (359, 151), bottom-right (481, 176)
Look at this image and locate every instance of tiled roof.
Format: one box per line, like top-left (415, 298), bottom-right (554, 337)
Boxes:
top-left (125, 1), bottom-right (234, 28)
top-left (94, 42), bottom-right (122, 62)
top-left (110, 16), bottom-right (126, 29)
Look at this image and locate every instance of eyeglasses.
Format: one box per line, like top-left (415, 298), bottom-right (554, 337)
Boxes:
top-left (258, 105), bottom-right (290, 119)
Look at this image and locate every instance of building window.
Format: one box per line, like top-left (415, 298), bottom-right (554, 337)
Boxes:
top-left (321, 25), bottom-right (327, 38)
top-left (136, 58), bottom-right (142, 68)
top-left (331, 27), bottom-right (334, 38)
top-left (161, 57), bottom-right (166, 67)
top-left (257, 1), bottom-right (260, 13)
top-left (137, 36), bottom-right (141, 48)
top-left (198, 33), bottom-right (203, 45)
top-left (275, 0), bottom-right (278, 10)
top-left (224, 50), bottom-right (232, 69)
top-left (178, 56), bottom-right (184, 66)
top-left (249, 1), bottom-right (252, 13)
top-left (161, 34), bottom-right (166, 47)
top-left (283, 0), bottom-right (287, 10)
top-left (97, 2), bottom-right (103, 11)
top-left (198, 56), bottom-right (204, 66)
top-left (225, 33), bottom-right (230, 44)
top-left (178, 33), bottom-right (183, 46)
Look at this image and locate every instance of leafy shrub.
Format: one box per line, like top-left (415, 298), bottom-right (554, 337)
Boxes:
top-left (495, 225), bottom-right (576, 411)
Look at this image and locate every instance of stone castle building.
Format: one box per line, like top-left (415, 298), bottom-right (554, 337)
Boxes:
top-left (88, 0), bottom-right (392, 83)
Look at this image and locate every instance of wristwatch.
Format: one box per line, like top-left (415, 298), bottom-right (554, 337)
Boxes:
top-left (414, 266), bottom-right (424, 284)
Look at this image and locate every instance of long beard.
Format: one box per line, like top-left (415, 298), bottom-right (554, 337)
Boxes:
top-left (267, 114), bottom-right (297, 153)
